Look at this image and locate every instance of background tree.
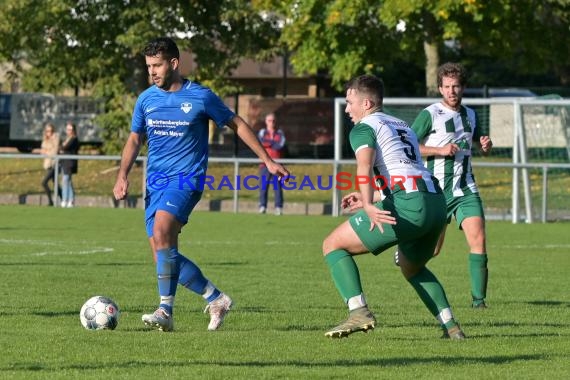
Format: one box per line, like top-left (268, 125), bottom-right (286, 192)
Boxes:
top-left (254, 0), bottom-right (569, 95)
top-left (253, 0), bottom-right (410, 93)
top-left (456, 0), bottom-right (570, 87)
top-left (0, 0), bottom-right (280, 153)
top-left (0, 0), bottom-right (568, 153)
top-left (382, 0), bottom-right (570, 93)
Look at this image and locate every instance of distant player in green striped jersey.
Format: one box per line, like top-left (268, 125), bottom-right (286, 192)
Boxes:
top-left (411, 62), bottom-right (493, 308)
top-left (322, 74), bottom-right (465, 340)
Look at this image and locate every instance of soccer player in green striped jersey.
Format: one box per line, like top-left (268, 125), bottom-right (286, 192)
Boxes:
top-left (411, 62), bottom-right (493, 308)
top-left (322, 74), bottom-right (465, 339)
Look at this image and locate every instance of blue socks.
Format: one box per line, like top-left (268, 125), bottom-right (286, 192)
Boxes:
top-left (156, 248), bottom-right (180, 315)
top-left (177, 251), bottom-right (208, 294)
top-left (156, 247), bottom-right (221, 314)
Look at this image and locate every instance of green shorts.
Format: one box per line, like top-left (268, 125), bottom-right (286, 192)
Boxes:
top-left (349, 191), bottom-right (447, 263)
top-left (446, 193), bottom-right (485, 229)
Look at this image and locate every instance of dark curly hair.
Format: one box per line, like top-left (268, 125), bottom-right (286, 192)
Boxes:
top-left (437, 62), bottom-right (468, 87)
top-left (143, 37), bottom-right (180, 61)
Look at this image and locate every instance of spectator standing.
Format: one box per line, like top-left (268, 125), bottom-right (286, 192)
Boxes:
top-left (60, 122), bottom-right (79, 208)
top-left (40, 123), bottom-right (60, 206)
top-left (258, 113), bottom-right (286, 215)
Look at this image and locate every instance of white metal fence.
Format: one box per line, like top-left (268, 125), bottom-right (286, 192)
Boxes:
top-left (1, 153), bottom-right (569, 223)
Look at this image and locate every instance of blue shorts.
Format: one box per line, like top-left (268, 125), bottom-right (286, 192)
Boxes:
top-left (144, 189), bottom-right (202, 237)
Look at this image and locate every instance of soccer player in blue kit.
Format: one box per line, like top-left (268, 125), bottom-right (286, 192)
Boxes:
top-left (113, 37), bottom-right (289, 332)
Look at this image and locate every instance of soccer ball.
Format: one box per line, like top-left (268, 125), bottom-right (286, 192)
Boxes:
top-left (79, 296), bottom-right (120, 330)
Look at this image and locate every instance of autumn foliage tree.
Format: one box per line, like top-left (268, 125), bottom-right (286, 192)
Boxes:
top-left (1, 0), bottom-right (568, 151)
top-left (0, 0), bottom-right (280, 153)
top-left (254, 0), bottom-right (570, 94)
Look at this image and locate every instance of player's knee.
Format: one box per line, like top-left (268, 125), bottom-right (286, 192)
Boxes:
top-left (152, 227), bottom-right (170, 247)
top-left (468, 232), bottom-right (486, 252)
top-left (322, 234), bottom-right (337, 256)
top-left (399, 256), bottom-right (426, 280)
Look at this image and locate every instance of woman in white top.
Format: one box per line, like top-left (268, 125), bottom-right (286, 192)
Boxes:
top-left (40, 123), bottom-right (60, 206)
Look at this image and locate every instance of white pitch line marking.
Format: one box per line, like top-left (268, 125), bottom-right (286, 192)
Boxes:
top-left (29, 247), bottom-right (114, 256)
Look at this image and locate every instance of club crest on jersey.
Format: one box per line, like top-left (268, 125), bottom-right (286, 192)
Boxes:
top-left (181, 102), bottom-right (192, 113)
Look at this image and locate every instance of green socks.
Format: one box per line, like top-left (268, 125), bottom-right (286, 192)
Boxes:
top-left (408, 267), bottom-right (457, 329)
top-left (325, 249), bottom-right (363, 303)
top-left (469, 253), bottom-right (488, 306)
top-left (326, 250), bottom-right (461, 329)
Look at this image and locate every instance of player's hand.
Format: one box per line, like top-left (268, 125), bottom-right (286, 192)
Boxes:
top-left (364, 204), bottom-right (396, 233)
top-left (266, 161), bottom-right (290, 182)
top-left (341, 192), bottom-right (363, 211)
top-left (440, 143), bottom-right (460, 156)
top-left (113, 177), bottom-right (129, 200)
top-left (480, 136), bottom-right (493, 153)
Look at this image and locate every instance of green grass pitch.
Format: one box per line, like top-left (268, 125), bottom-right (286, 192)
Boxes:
top-left (0, 205), bottom-right (568, 379)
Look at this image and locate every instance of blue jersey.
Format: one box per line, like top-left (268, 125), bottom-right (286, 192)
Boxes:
top-left (131, 79), bottom-right (234, 189)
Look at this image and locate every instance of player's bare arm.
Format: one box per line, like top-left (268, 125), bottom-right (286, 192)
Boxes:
top-left (354, 147), bottom-right (396, 232)
top-left (113, 132), bottom-right (143, 200)
top-left (226, 115), bottom-right (290, 179)
top-left (419, 143), bottom-right (459, 157)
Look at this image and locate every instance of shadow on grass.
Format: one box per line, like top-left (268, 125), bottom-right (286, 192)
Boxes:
top-left (466, 320), bottom-right (569, 328)
top-left (527, 300), bottom-right (570, 307)
top-left (32, 311), bottom-right (78, 317)
top-left (491, 299), bottom-right (570, 309)
top-left (474, 332), bottom-right (565, 338)
top-left (3, 354), bottom-right (545, 372)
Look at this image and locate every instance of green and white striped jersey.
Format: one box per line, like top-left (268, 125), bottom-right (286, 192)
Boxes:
top-left (411, 103), bottom-right (481, 199)
top-left (349, 111), bottom-right (440, 196)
